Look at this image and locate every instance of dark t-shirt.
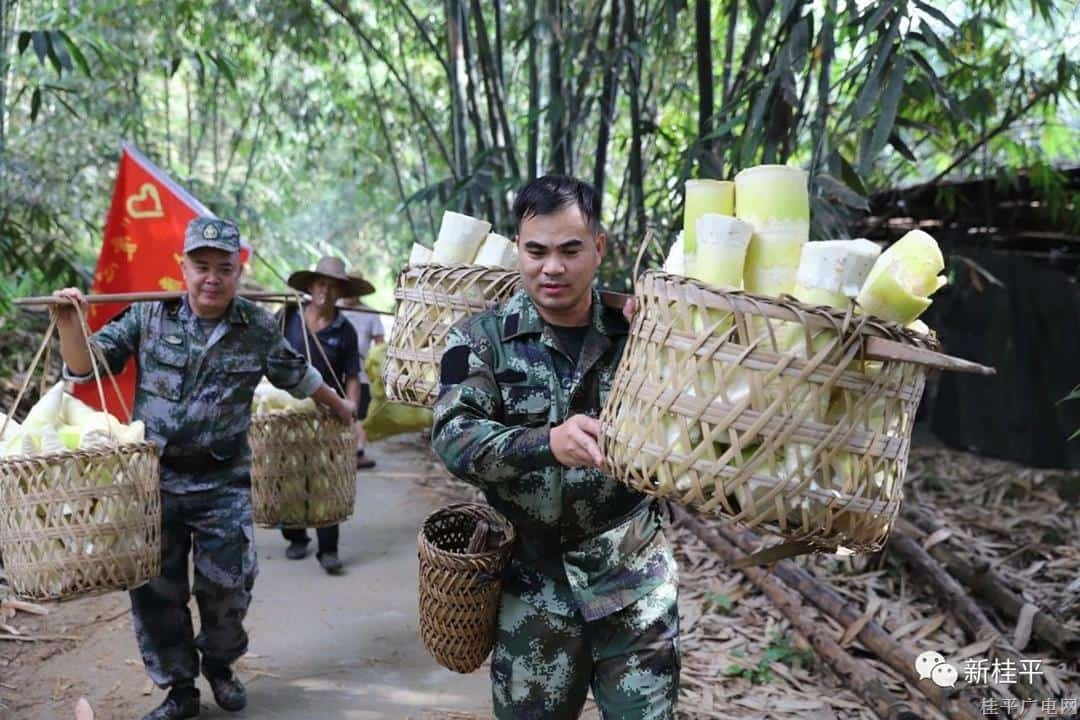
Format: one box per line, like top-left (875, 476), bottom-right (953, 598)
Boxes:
top-left (281, 308), bottom-right (360, 391)
top-left (550, 323), bottom-right (590, 366)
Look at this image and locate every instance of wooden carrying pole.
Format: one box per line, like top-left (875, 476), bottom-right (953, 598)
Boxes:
top-left (14, 291), bottom-right (393, 316)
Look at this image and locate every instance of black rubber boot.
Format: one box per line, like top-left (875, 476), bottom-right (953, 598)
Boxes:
top-left (318, 551), bottom-right (344, 575)
top-left (203, 665), bottom-right (247, 712)
top-left (141, 685), bottom-right (200, 720)
top-left (285, 539), bottom-right (309, 560)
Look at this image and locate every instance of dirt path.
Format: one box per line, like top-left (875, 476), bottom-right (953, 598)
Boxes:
top-left (2, 433), bottom-right (494, 719)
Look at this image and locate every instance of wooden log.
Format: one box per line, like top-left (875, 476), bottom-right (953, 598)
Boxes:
top-left (674, 507), bottom-right (987, 720)
top-left (673, 508), bottom-right (925, 720)
top-left (900, 506), bottom-right (1080, 659)
top-left (888, 530), bottom-right (1047, 702)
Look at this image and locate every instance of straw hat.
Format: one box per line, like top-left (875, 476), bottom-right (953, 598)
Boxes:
top-left (287, 256), bottom-right (375, 298)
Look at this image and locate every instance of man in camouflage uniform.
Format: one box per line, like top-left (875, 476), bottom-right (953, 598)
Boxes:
top-left (53, 218), bottom-right (356, 720)
top-left (432, 176), bottom-right (679, 719)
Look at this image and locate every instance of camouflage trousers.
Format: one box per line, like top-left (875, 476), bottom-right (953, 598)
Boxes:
top-left (130, 482), bottom-right (258, 688)
top-left (491, 580), bottom-right (680, 720)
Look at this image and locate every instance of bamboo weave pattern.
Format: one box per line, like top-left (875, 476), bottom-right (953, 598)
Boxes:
top-left (0, 443), bottom-right (162, 601)
top-left (418, 502), bottom-right (515, 673)
top-left (249, 409), bottom-right (357, 529)
top-left (385, 264), bottom-right (520, 408)
top-left (600, 270), bottom-right (936, 553)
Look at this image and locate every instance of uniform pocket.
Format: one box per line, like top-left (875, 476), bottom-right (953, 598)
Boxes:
top-left (139, 345), bottom-right (187, 400)
top-left (499, 383), bottom-right (552, 426)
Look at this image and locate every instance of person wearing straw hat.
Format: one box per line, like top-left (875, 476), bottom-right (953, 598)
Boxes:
top-left (51, 218), bottom-right (356, 720)
top-left (278, 255), bottom-right (373, 574)
top-left (432, 176), bottom-right (679, 719)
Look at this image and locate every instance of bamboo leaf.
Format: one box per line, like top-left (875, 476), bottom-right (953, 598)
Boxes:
top-left (45, 31), bottom-right (67, 75)
top-left (862, 56), bottom-right (908, 173)
top-left (56, 31), bottom-right (90, 75)
top-left (30, 87), bottom-right (42, 122)
top-left (858, 0), bottom-right (898, 36)
top-left (888, 131), bottom-right (917, 161)
top-left (31, 31), bottom-right (49, 65)
top-left (815, 173), bottom-right (869, 211)
top-left (917, 20), bottom-right (957, 65)
top-left (17, 31), bottom-right (31, 55)
top-left (914, 0), bottom-right (957, 30)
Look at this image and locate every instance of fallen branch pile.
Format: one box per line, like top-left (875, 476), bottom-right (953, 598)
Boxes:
top-left (673, 440), bottom-right (1079, 718)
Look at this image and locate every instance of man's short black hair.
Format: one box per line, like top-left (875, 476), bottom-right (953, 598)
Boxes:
top-left (512, 175), bottom-right (602, 236)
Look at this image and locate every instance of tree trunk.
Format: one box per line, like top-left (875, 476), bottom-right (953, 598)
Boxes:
top-left (695, 0), bottom-right (714, 159)
top-left (526, 1), bottom-right (540, 180)
top-left (623, 0), bottom-right (645, 241)
top-left (593, 0), bottom-right (620, 205)
top-left (675, 507), bottom-right (990, 720)
top-left (809, 0), bottom-right (836, 177)
top-left (469, 0), bottom-right (520, 182)
top-left (446, 0), bottom-right (469, 180)
top-left (547, 0), bottom-right (568, 175)
top-left (899, 508), bottom-right (1080, 659)
top-left (720, 0), bottom-right (737, 103)
top-left (888, 531), bottom-right (1047, 702)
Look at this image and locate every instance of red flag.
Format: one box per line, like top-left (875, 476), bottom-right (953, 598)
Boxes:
top-left (75, 143), bottom-right (250, 419)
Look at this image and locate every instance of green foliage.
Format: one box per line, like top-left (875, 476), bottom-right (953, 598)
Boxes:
top-left (0, 0), bottom-right (1077, 299)
top-left (703, 589), bottom-right (734, 614)
top-left (726, 632), bottom-right (814, 684)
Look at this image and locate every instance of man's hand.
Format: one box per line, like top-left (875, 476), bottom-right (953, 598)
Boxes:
top-left (622, 297), bottom-right (637, 323)
top-left (51, 288), bottom-right (88, 326)
top-left (334, 397), bottom-right (357, 424)
top-left (550, 414), bottom-right (605, 468)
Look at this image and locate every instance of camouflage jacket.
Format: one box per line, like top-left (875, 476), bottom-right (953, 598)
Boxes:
top-left (432, 288), bottom-right (676, 621)
top-left (66, 296), bottom-right (321, 493)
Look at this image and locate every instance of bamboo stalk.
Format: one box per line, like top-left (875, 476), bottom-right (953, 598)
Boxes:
top-left (673, 507), bottom-right (925, 720)
top-left (898, 510), bottom-right (1079, 659)
top-left (14, 291), bottom-right (393, 315)
top-left (888, 531), bottom-right (1047, 702)
top-left (673, 506), bottom-right (987, 720)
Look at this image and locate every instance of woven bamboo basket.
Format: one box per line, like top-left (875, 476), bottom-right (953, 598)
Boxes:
top-left (0, 443), bottom-right (162, 601)
top-left (599, 270), bottom-right (938, 555)
top-left (385, 264), bottom-right (520, 408)
top-left (418, 502), bottom-right (515, 673)
top-left (249, 409), bottom-right (357, 529)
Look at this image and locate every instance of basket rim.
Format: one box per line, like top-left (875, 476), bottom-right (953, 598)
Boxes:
top-left (0, 440), bottom-right (160, 466)
top-left (639, 269), bottom-right (941, 351)
top-left (418, 502), bottom-right (516, 561)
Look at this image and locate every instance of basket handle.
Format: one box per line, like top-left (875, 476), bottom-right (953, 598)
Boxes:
top-left (467, 519), bottom-right (490, 554)
top-left (0, 299), bottom-right (130, 445)
top-left (290, 290), bottom-right (350, 400)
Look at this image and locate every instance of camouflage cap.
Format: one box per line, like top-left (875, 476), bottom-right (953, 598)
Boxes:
top-left (184, 217), bottom-right (242, 254)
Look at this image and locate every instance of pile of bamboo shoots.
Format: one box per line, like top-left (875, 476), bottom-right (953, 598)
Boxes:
top-left (653, 165), bottom-right (947, 539)
top-left (407, 211), bottom-right (518, 270)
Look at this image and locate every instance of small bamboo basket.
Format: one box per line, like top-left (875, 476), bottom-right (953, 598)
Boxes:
top-left (0, 311), bottom-right (161, 601)
top-left (385, 264), bottom-right (520, 408)
top-left (249, 409), bottom-right (357, 529)
top-left (599, 270), bottom-right (937, 555)
top-left (418, 503), bottom-right (515, 673)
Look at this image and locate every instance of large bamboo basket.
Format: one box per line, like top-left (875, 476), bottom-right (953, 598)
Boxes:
top-left (0, 442), bottom-right (162, 601)
top-left (249, 409), bottom-right (357, 529)
top-left (385, 264), bottom-right (520, 408)
top-left (418, 503), bottom-right (515, 673)
top-left (599, 270), bottom-right (937, 554)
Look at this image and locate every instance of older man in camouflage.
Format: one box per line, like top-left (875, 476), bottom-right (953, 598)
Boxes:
top-left (53, 218), bottom-right (356, 720)
top-left (432, 176), bottom-right (680, 719)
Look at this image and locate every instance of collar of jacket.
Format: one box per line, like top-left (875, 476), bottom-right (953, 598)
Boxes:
top-left (499, 287), bottom-right (628, 343)
top-left (173, 294), bottom-right (251, 325)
